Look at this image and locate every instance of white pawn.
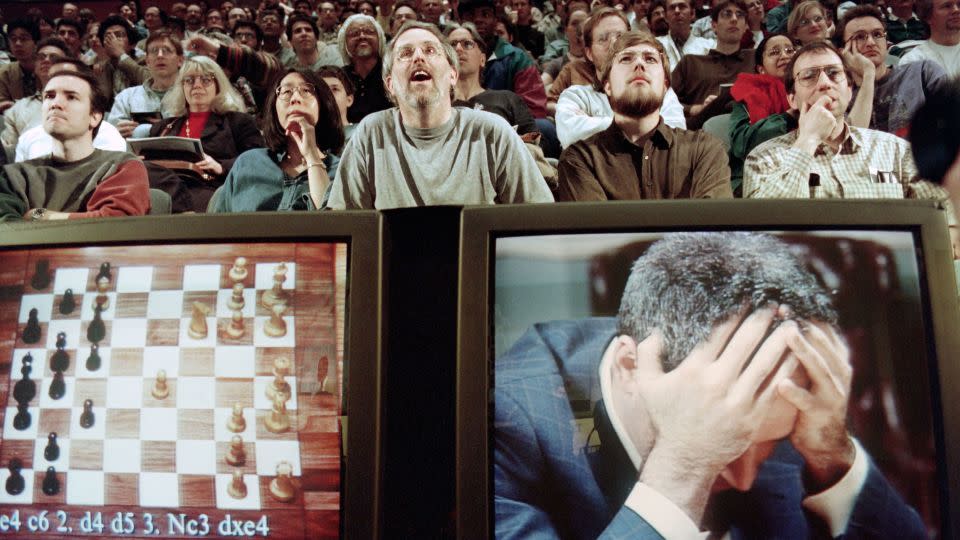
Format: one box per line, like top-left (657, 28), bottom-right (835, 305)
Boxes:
top-left (229, 257), bottom-right (248, 282)
top-left (263, 303), bottom-right (286, 338)
top-left (227, 469), bottom-right (247, 499)
top-left (264, 393), bottom-right (290, 433)
top-left (226, 309), bottom-right (245, 339)
top-left (260, 263), bottom-right (288, 309)
top-left (265, 357), bottom-right (291, 402)
top-left (269, 461), bottom-right (295, 502)
top-left (227, 401), bottom-right (246, 433)
top-left (227, 282), bottom-right (245, 311)
top-left (152, 370), bottom-right (169, 400)
top-left (225, 435), bottom-right (246, 466)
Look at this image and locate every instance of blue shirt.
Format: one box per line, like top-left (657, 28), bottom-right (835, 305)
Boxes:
top-left (211, 148), bottom-right (340, 212)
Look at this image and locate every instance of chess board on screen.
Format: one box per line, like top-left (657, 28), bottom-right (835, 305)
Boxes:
top-left (0, 242), bottom-right (347, 539)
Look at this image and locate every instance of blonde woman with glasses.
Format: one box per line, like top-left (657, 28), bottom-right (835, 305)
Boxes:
top-left (151, 55), bottom-right (264, 212)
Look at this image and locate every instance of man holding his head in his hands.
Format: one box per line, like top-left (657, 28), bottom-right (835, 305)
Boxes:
top-left (494, 232), bottom-right (925, 539)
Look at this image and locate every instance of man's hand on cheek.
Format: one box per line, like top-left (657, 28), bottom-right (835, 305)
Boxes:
top-left (633, 305), bottom-right (802, 523)
top-left (777, 321), bottom-right (855, 492)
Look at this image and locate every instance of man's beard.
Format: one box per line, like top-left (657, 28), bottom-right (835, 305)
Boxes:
top-left (609, 85), bottom-right (663, 118)
top-left (392, 77), bottom-right (446, 110)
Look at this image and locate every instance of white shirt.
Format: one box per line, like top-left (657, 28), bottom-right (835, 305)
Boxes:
top-left (899, 39), bottom-right (960, 77)
top-left (657, 34), bottom-right (715, 72)
top-left (15, 122), bottom-right (127, 162)
top-left (596, 338), bottom-right (870, 540)
top-left (555, 84), bottom-right (686, 148)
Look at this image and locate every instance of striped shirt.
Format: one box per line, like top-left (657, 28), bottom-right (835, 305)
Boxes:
top-left (743, 124), bottom-right (955, 223)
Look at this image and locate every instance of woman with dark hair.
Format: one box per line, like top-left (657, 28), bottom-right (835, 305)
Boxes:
top-left (727, 33), bottom-right (797, 195)
top-left (211, 68), bottom-right (344, 212)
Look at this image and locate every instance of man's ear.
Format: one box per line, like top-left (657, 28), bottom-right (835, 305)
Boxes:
top-left (90, 110), bottom-right (104, 132)
top-left (786, 90), bottom-right (798, 111)
top-left (603, 78), bottom-right (612, 97)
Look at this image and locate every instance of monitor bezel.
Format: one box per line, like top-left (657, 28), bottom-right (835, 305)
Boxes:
top-left (457, 200), bottom-right (960, 539)
top-left (0, 212), bottom-right (383, 540)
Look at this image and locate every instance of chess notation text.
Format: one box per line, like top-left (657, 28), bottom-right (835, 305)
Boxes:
top-left (0, 509), bottom-right (270, 536)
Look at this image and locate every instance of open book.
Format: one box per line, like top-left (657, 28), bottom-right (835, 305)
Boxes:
top-left (129, 136), bottom-right (204, 162)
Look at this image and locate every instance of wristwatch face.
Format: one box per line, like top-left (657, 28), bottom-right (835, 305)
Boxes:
top-left (31, 208), bottom-right (45, 221)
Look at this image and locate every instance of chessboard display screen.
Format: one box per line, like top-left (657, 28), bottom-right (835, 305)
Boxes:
top-left (0, 242), bottom-right (348, 539)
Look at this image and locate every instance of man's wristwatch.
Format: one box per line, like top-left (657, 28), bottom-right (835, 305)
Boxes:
top-left (29, 208), bottom-right (46, 221)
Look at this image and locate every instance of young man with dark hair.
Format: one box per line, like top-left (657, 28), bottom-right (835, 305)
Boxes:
top-left (460, 0), bottom-right (549, 118)
top-left (232, 20), bottom-right (264, 49)
top-left (557, 31), bottom-right (731, 200)
top-left (1, 37), bottom-right (69, 150)
top-left (671, 0), bottom-right (754, 126)
top-left (96, 15), bottom-right (149, 98)
top-left (0, 70), bottom-right (150, 221)
top-left (837, 4), bottom-right (947, 137)
top-left (656, 0), bottom-right (715, 70)
top-left (0, 19), bottom-right (41, 112)
top-left (55, 19), bottom-right (84, 58)
top-left (281, 12), bottom-right (345, 69)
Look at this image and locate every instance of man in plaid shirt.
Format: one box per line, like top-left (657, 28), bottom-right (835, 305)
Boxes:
top-left (743, 41), bottom-right (956, 230)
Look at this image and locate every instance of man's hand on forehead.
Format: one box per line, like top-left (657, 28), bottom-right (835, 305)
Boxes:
top-left (631, 304), bottom-right (803, 523)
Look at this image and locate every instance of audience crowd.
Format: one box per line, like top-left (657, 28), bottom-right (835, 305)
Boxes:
top-left (0, 0), bottom-right (956, 249)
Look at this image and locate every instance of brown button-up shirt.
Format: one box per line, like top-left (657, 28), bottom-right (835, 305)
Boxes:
top-left (556, 120), bottom-right (733, 201)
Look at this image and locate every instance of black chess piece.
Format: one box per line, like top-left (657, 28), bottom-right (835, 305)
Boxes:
top-left (13, 354), bottom-right (36, 405)
top-left (80, 399), bottom-right (95, 428)
top-left (13, 403), bottom-right (31, 431)
top-left (5, 459), bottom-right (24, 496)
top-left (50, 333), bottom-right (70, 373)
top-left (96, 262), bottom-right (112, 283)
top-left (44, 432), bottom-right (60, 462)
top-left (85, 344), bottom-right (101, 372)
top-left (21, 308), bottom-right (41, 344)
top-left (41, 467), bottom-right (59, 496)
top-left (42, 467), bottom-right (60, 496)
top-left (31, 260), bottom-right (51, 290)
top-left (59, 289), bottom-right (76, 315)
top-left (48, 370), bottom-right (66, 401)
top-left (86, 305), bottom-right (105, 344)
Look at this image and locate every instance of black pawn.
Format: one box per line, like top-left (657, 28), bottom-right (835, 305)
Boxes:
top-left (41, 467), bottom-right (59, 496)
top-left (13, 354), bottom-right (36, 405)
top-left (48, 370), bottom-right (65, 401)
top-left (50, 332), bottom-right (70, 373)
top-left (21, 308), bottom-right (41, 344)
top-left (96, 262), bottom-right (112, 283)
top-left (59, 289), bottom-right (76, 315)
top-left (13, 403), bottom-right (31, 431)
top-left (79, 399), bottom-right (95, 429)
top-left (44, 432), bottom-right (60, 462)
top-left (86, 305), bottom-right (105, 344)
top-left (5, 459), bottom-right (24, 496)
top-left (31, 260), bottom-right (51, 290)
top-left (85, 344), bottom-right (101, 372)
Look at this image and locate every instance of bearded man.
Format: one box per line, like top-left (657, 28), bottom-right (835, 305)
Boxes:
top-left (556, 31), bottom-right (732, 200)
top-left (327, 21), bottom-right (553, 209)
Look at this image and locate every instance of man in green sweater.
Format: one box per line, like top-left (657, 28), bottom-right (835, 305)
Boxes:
top-left (0, 69), bottom-right (150, 222)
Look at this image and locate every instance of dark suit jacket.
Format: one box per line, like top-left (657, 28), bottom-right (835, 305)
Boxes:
top-left (149, 111), bottom-right (264, 212)
top-left (494, 318), bottom-right (927, 539)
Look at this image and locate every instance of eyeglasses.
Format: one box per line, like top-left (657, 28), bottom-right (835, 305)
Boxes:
top-left (765, 45), bottom-right (796, 57)
top-left (234, 31), bottom-right (257, 40)
top-left (798, 14), bottom-right (825, 26)
top-left (35, 52), bottom-right (62, 61)
top-left (719, 9), bottom-right (747, 19)
top-left (276, 83), bottom-right (317, 102)
top-left (613, 50), bottom-right (662, 66)
top-left (347, 27), bottom-right (378, 38)
top-left (794, 65), bottom-right (846, 86)
top-left (395, 43), bottom-right (444, 62)
top-left (147, 46), bottom-right (176, 56)
top-left (596, 30), bottom-right (624, 44)
top-left (846, 29), bottom-right (886, 43)
top-left (449, 39), bottom-right (477, 50)
top-left (182, 75), bottom-right (216, 87)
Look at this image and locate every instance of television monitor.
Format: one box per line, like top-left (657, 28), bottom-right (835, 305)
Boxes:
top-left (0, 213), bottom-right (382, 539)
top-left (458, 200), bottom-right (960, 539)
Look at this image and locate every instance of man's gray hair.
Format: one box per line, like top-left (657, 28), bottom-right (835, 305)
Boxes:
top-left (382, 21), bottom-right (460, 82)
top-left (617, 232), bottom-right (837, 371)
top-left (337, 14), bottom-right (387, 61)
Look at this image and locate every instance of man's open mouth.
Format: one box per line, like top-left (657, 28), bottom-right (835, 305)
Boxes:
top-left (411, 70), bottom-right (432, 82)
